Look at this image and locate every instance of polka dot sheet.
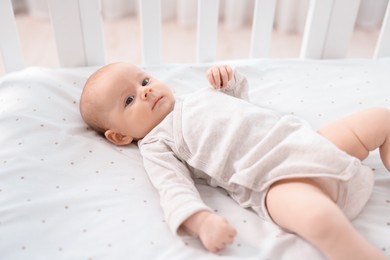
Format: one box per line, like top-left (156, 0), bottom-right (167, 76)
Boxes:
top-left (0, 59), bottom-right (389, 260)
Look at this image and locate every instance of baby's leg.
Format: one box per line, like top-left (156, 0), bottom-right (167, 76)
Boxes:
top-left (318, 107), bottom-right (390, 171)
top-left (266, 178), bottom-right (386, 260)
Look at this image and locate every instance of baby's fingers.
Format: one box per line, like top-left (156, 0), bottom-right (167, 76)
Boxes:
top-left (226, 226), bottom-right (237, 244)
top-left (205, 67), bottom-right (216, 88)
top-left (211, 236), bottom-right (235, 252)
top-left (211, 67), bottom-right (222, 89)
top-left (219, 66), bottom-right (230, 88)
top-left (214, 226), bottom-right (237, 252)
top-left (206, 65), bottom-right (233, 89)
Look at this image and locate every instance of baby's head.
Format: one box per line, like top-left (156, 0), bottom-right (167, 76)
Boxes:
top-left (80, 62), bottom-right (175, 145)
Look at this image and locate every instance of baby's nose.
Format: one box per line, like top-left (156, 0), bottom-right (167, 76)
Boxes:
top-left (142, 87), bottom-right (152, 99)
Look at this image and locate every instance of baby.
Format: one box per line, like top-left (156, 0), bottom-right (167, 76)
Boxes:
top-left (80, 62), bottom-right (389, 259)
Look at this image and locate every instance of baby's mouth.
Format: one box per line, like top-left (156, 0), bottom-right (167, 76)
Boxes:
top-left (152, 96), bottom-right (163, 110)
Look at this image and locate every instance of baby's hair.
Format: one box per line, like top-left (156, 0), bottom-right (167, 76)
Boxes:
top-left (80, 64), bottom-right (117, 135)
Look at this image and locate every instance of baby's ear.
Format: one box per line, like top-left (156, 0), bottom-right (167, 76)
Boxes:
top-left (104, 129), bottom-right (133, 145)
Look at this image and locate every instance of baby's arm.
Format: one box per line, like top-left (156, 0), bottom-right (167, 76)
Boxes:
top-left (140, 139), bottom-right (237, 253)
top-left (182, 210), bottom-right (237, 252)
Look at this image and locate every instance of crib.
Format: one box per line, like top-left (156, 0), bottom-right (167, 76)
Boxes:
top-left (0, 0), bottom-right (389, 259)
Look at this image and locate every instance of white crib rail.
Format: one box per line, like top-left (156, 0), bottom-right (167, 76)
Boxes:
top-left (139, 0), bottom-right (162, 64)
top-left (1, 0), bottom-right (390, 73)
top-left (375, 1), bottom-right (390, 58)
top-left (197, 0), bottom-right (219, 63)
top-left (300, 0), bottom-right (361, 59)
top-left (47, 0), bottom-right (105, 67)
top-left (0, 0), bottom-right (24, 72)
top-left (249, 0), bottom-right (277, 59)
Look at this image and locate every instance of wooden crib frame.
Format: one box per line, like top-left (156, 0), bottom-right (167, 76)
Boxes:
top-left (1, 0), bottom-right (390, 73)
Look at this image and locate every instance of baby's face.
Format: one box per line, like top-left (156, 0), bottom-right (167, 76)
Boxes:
top-left (98, 63), bottom-right (175, 144)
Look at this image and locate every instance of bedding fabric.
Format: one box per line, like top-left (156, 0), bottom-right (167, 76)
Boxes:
top-left (0, 59), bottom-right (389, 259)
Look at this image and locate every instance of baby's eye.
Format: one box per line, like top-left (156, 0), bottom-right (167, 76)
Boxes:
top-left (142, 78), bottom-right (150, 86)
top-left (125, 96), bottom-right (134, 107)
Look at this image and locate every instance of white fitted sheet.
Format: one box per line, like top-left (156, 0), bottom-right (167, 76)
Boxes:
top-left (0, 59), bottom-right (389, 259)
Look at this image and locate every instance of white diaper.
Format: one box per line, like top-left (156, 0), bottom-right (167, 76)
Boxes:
top-left (336, 163), bottom-right (375, 220)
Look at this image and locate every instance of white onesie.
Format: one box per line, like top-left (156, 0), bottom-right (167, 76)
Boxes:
top-left (138, 70), bottom-right (374, 235)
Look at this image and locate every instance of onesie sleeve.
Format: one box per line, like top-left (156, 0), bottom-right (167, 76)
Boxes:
top-left (139, 138), bottom-right (212, 236)
top-left (220, 69), bottom-right (249, 101)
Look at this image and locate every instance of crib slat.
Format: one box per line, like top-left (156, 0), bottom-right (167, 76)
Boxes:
top-left (250, 0), bottom-right (277, 58)
top-left (374, 1), bottom-right (390, 58)
top-left (322, 0), bottom-right (360, 58)
top-left (78, 1), bottom-right (106, 66)
top-left (139, 0), bottom-right (161, 64)
top-left (300, 0), bottom-right (333, 59)
top-left (301, 0), bottom-right (360, 59)
top-left (0, 0), bottom-right (24, 72)
top-left (197, 0), bottom-right (219, 63)
top-left (48, 0), bottom-right (105, 67)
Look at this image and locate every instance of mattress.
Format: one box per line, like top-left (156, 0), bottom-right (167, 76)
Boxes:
top-left (0, 58), bottom-right (389, 259)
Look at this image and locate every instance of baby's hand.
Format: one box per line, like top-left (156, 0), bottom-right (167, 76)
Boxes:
top-left (197, 213), bottom-right (237, 252)
top-left (206, 65), bottom-right (234, 90)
